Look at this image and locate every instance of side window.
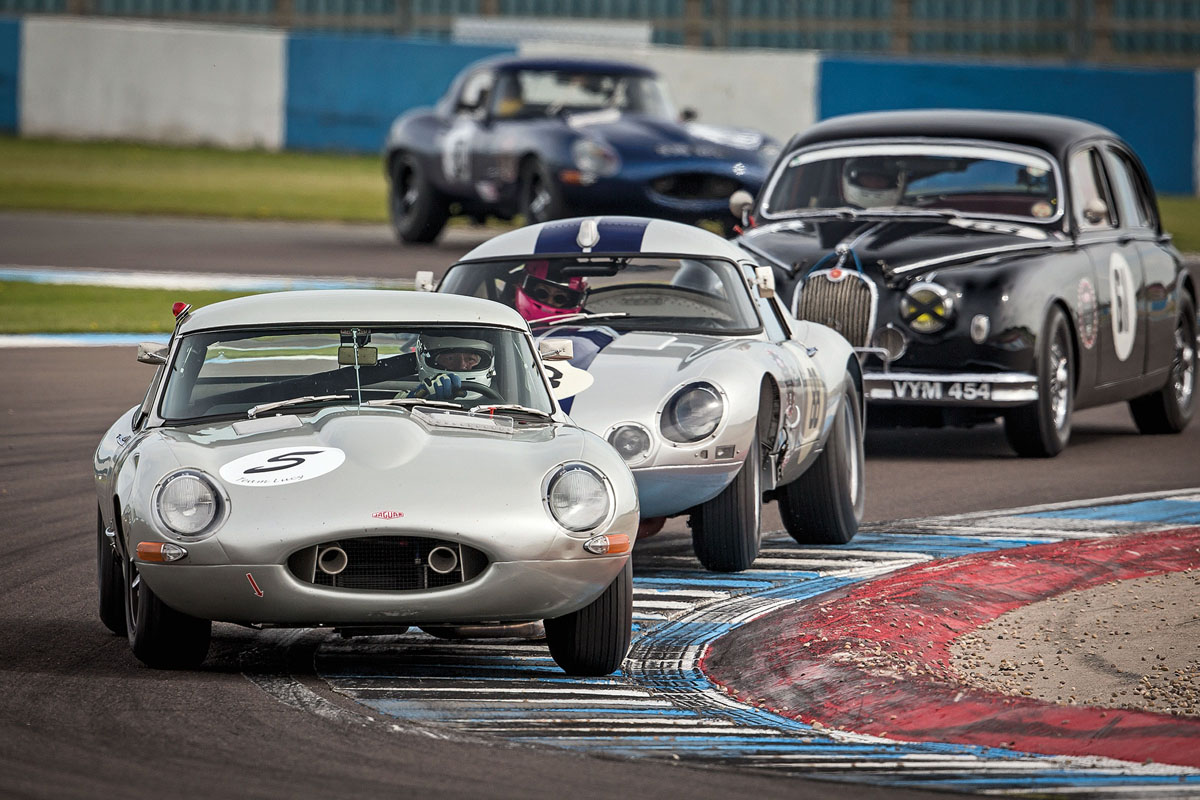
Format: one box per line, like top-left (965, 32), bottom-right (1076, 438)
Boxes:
top-left (1069, 148), bottom-right (1115, 231)
top-left (1104, 147), bottom-right (1156, 230)
top-left (456, 72), bottom-right (493, 114)
top-left (757, 297), bottom-right (787, 342)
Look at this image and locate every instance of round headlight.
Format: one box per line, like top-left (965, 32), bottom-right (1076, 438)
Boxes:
top-left (546, 464), bottom-right (611, 532)
top-left (900, 282), bottom-right (955, 334)
top-left (571, 138), bottom-right (621, 177)
top-left (870, 324), bottom-right (908, 362)
top-left (156, 470), bottom-right (221, 537)
top-left (607, 424), bottom-right (652, 464)
top-left (661, 383), bottom-right (724, 443)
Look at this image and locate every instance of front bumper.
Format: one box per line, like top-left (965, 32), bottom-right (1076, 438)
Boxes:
top-left (139, 556), bottom-right (628, 626)
top-left (864, 370), bottom-right (1037, 407)
top-left (631, 461), bottom-right (743, 518)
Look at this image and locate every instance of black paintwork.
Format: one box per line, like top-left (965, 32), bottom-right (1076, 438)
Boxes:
top-left (737, 110), bottom-right (1194, 419)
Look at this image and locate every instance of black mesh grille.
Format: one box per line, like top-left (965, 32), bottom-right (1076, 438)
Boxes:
top-left (650, 173), bottom-right (741, 200)
top-left (289, 536), bottom-right (488, 591)
top-left (794, 271), bottom-right (875, 348)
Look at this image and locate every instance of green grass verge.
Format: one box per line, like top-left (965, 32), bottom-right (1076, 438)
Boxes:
top-left (1155, 197), bottom-right (1200, 253)
top-left (0, 281), bottom-right (260, 333)
top-left (0, 137), bottom-right (388, 222)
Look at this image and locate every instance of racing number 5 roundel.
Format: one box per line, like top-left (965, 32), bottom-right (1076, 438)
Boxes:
top-left (219, 447), bottom-right (345, 487)
top-left (1108, 252), bottom-right (1137, 362)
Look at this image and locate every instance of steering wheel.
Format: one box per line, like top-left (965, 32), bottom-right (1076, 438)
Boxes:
top-left (459, 381), bottom-right (504, 401)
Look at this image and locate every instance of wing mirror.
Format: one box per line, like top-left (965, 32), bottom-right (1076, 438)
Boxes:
top-left (729, 189), bottom-right (755, 227)
top-left (538, 338), bottom-right (574, 361)
top-left (136, 342), bottom-right (168, 365)
top-left (414, 270), bottom-right (435, 292)
top-left (1082, 199), bottom-right (1109, 226)
top-left (754, 266), bottom-right (776, 299)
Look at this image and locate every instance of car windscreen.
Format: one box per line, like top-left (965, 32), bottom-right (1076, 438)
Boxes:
top-left (762, 143), bottom-right (1060, 222)
top-left (158, 325), bottom-right (553, 421)
top-left (491, 70), bottom-right (675, 119)
top-left (439, 257), bottom-right (762, 335)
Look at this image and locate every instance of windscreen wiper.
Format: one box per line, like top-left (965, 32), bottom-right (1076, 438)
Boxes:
top-left (364, 398), bottom-right (463, 410)
top-left (246, 394), bottom-right (350, 419)
top-left (470, 404), bottom-right (555, 420)
top-left (531, 311), bottom-right (629, 327)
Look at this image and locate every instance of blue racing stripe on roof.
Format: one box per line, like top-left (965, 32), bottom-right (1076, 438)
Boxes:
top-left (533, 218), bottom-right (649, 254)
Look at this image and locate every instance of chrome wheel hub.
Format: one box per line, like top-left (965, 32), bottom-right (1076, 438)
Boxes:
top-left (1172, 325), bottom-right (1196, 409)
top-left (1048, 340), bottom-right (1070, 431)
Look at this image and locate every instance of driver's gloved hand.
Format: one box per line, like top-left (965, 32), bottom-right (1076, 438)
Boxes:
top-left (408, 372), bottom-right (462, 400)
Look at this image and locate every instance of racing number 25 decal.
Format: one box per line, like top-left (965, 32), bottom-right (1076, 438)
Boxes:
top-left (219, 447), bottom-right (345, 487)
top-left (1109, 252), bottom-right (1137, 362)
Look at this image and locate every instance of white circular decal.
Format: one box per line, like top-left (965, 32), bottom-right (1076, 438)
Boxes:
top-left (219, 447), bottom-right (345, 487)
top-left (1108, 252), bottom-right (1137, 362)
top-left (440, 120), bottom-right (474, 183)
top-left (543, 361), bottom-right (595, 400)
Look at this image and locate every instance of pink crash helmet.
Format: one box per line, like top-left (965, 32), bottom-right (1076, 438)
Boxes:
top-left (514, 260), bottom-right (588, 321)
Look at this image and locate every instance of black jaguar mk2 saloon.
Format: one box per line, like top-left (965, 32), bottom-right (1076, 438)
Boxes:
top-left (736, 110), bottom-right (1196, 457)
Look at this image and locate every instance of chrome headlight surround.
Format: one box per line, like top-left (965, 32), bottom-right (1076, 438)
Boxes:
top-left (899, 281), bottom-right (956, 335)
top-left (659, 381), bottom-right (726, 445)
top-left (571, 138), bottom-right (621, 177)
top-left (152, 469), bottom-right (228, 541)
top-left (606, 422), bottom-right (655, 466)
top-left (542, 462), bottom-right (614, 535)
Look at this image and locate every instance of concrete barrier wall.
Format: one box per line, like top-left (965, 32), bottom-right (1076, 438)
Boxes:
top-left (819, 56), bottom-right (1196, 195)
top-left (286, 35), bottom-right (511, 152)
top-left (0, 18), bottom-right (17, 133)
top-left (20, 17), bottom-right (285, 149)
top-left (518, 40), bottom-right (819, 144)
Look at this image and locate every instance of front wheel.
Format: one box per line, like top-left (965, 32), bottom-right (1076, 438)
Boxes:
top-left (689, 429), bottom-right (762, 572)
top-left (1005, 306), bottom-right (1074, 457)
top-left (124, 555), bottom-right (211, 669)
top-left (518, 159), bottom-right (568, 225)
top-left (388, 153), bottom-right (449, 243)
top-left (544, 560), bottom-right (632, 676)
top-left (1129, 293), bottom-right (1196, 434)
top-left (777, 383), bottom-right (864, 545)
top-left (97, 507), bottom-right (125, 635)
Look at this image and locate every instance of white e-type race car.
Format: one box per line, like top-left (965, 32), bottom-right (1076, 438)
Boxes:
top-left (435, 216), bottom-right (865, 572)
top-left (93, 290), bottom-right (638, 675)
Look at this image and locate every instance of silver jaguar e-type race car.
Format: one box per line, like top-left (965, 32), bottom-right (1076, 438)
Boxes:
top-left (93, 290), bottom-right (639, 674)
top-left (434, 216), bottom-right (865, 572)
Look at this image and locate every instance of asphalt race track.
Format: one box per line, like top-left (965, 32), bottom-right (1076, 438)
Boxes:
top-left (2, 212), bottom-right (1199, 799)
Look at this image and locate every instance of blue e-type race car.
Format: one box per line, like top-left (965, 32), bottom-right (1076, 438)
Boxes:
top-left (383, 56), bottom-right (778, 243)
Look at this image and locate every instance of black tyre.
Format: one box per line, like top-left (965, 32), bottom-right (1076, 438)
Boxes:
top-left (545, 560), bottom-right (632, 676)
top-left (124, 554), bottom-right (210, 669)
top-left (97, 507), bottom-right (125, 635)
top-left (690, 429), bottom-right (762, 572)
top-left (777, 383), bottom-right (864, 545)
top-left (1005, 305), bottom-right (1074, 457)
top-left (388, 153), bottom-right (449, 243)
top-left (1129, 293), bottom-right (1197, 434)
top-left (518, 159), bottom-right (568, 225)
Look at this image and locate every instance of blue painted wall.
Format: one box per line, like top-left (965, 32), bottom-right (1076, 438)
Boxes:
top-left (819, 57), bottom-right (1196, 194)
top-left (285, 34), bottom-right (512, 152)
top-left (0, 18), bottom-right (20, 134)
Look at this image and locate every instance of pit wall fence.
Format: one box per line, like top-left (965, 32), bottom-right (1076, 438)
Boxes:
top-left (0, 16), bottom-right (1194, 194)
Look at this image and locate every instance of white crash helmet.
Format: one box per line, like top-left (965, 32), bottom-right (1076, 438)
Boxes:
top-left (842, 158), bottom-right (903, 208)
top-left (417, 334), bottom-right (496, 388)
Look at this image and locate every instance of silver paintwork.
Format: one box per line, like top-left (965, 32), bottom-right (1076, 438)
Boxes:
top-left (94, 291), bottom-right (639, 628)
top-left (452, 217), bottom-right (859, 519)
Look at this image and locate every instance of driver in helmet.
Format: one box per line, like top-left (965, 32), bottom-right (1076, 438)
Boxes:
top-left (514, 260), bottom-right (588, 322)
top-left (407, 334), bottom-right (495, 400)
top-left (842, 158), bottom-right (904, 208)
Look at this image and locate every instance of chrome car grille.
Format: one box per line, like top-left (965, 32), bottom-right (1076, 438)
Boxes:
top-left (650, 173), bottom-right (741, 201)
top-left (288, 536), bottom-right (488, 591)
top-left (793, 269), bottom-right (876, 348)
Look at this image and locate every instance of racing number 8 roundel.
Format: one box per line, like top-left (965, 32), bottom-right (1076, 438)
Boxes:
top-left (1108, 252), bottom-right (1137, 362)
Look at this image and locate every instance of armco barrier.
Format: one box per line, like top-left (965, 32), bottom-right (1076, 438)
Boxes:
top-left (285, 35), bottom-right (512, 152)
top-left (819, 56), bottom-right (1196, 195)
